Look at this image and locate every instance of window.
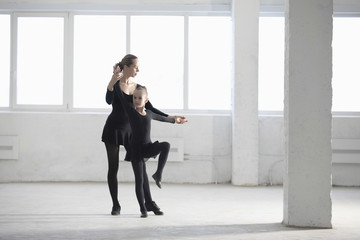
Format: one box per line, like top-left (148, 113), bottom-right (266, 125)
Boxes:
top-left (258, 16), bottom-right (360, 113)
top-left (332, 17), bottom-right (360, 112)
top-left (0, 14), bottom-right (10, 107)
top-left (131, 16), bottom-right (184, 109)
top-left (73, 15), bottom-right (126, 109)
top-left (16, 16), bottom-right (64, 105)
top-left (2, 11), bottom-right (232, 112)
top-left (258, 16), bottom-right (284, 112)
top-left (188, 16), bottom-right (231, 110)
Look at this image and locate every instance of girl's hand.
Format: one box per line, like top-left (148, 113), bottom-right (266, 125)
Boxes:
top-left (173, 116), bottom-right (187, 124)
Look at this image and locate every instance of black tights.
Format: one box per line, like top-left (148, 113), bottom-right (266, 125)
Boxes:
top-left (143, 141), bottom-right (170, 180)
top-left (105, 143), bottom-right (153, 208)
top-left (132, 141), bottom-right (170, 211)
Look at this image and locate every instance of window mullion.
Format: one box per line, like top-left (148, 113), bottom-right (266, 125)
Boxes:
top-left (64, 12), bottom-right (73, 111)
top-left (10, 13), bottom-right (17, 108)
top-left (183, 15), bottom-right (189, 110)
top-left (126, 15), bottom-right (131, 54)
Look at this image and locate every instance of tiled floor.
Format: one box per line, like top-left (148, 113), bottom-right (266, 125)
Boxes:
top-left (0, 182), bottom-right (359, 240)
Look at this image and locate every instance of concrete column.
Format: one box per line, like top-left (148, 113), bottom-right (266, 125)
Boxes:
top-left (231, 0), bottom-right (259, 186)
top-left (283, 0), bottom-right (333, 228)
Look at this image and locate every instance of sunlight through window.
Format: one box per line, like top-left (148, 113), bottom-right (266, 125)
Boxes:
top-left (333, 17), bottom-right (360, 112)
top-left (188, 16), bottom-right (231, 110)
top-left (258, 17), bottom-right (285, 112)
top-left (73, 15), bottom-right (126, 109)
top-left (131, 16), bottom-right (184, 109)
top-left (0, 14), bottom-right (10, 107)
top-left (17, 17), bottom-right (64, 105)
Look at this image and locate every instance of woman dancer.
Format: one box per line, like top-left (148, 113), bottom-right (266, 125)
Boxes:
top-left (101, 54), bottom-right (186, 216)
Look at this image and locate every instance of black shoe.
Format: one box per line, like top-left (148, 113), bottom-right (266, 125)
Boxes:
top-left (152, 173), bottom-right (162, 189)
top-left (140, 211), bottom-right (148, 218)
top-left (111, 206), bottom-right (121, 216)
top-left (145, 201), bottom-right (164, 215)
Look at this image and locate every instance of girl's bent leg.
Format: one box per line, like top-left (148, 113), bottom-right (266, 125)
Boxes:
top-left (152, 142), bottom-right (170, 188)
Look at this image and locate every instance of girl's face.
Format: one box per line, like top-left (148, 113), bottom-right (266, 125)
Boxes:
top-left (125, 59), bottom-right (139, 78)
top-left (133, 89), bottom-right (148, 108)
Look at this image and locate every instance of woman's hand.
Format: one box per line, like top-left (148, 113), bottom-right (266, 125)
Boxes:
top-left (170, 115), bottom-right (188, 124)
top-left (108, 65), bottom-right (123, 91)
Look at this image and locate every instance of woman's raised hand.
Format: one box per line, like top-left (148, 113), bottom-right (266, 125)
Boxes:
top-left (112, 65), bottom-right (122, 81)
top-left (108, 65), bottom-right (123, 91)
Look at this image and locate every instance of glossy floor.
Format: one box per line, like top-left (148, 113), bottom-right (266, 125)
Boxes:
top-left (0, 183), bottom-right (359, 240)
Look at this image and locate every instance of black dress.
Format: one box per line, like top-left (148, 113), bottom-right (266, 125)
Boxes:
top-left (113, 82), bottom-right (175, 162)
top-left (101, 81), bottom-right (168, 160)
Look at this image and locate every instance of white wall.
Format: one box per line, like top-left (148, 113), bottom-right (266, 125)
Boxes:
top-left (1, 112), bottom-right (359, 186)
top-left (259, 116), bottom-right (360, 187)
top-left (0, 112), bottom-right (232, 184)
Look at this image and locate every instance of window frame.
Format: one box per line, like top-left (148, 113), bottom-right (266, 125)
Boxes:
top-left (1, 8), bottom-right (232, 114)
top-left (2, 4), bottom-right (359, 116)
top-left (257, 11), bottom-right (360, 117)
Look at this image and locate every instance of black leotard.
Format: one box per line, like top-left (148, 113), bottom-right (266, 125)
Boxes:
top-left (101, 81), bottom-right (168, 156)
top-left (114, 82), bottom-right (175, 162)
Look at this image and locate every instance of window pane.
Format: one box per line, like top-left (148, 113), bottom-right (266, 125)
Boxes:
top-left (74, 15), bottom-right (126, 108)
top-left (188, 16), bottom-right (231, 110)
top-left (131, 16), bottom-right (184, 109)
top-left (17, 17), bottom-right (64, 105)
top-left (0, 15), bottom-right (10, 107)
top-left (258, 17), bottom-right (284, 111)
top-left (333, 17), bottom-right (360, 112)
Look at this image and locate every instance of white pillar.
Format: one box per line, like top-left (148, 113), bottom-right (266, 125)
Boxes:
top-left (231, 0), bottom-right (259, 186)
top-left (283, 0), bottom-right (333, 228)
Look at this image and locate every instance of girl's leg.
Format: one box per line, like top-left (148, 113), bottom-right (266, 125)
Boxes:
top-left (131, 160), bottom-right (147, 217)
top-left (143, 165), bottom-right (153, 204)
top-left (151, 142), bottom-right (170, 188)
top-left (105, 143), bottom-right (121, 215)
top-left (142, 161), bottom-right (164, 215)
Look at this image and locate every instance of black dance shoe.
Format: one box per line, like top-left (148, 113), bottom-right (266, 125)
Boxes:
top-left (140, 211), bottom-right (148, 218)
top-left (111, 206), bottom-right (121, 216)
top-left (145, 201), bottom-right (164, 215)
top-left (152, 173), bottom-right (162, 189)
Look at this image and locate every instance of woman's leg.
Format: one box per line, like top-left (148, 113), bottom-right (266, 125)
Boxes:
top-left (131, 160), bottom-right (147, 217)
top-left (105, 143), bottom-right (121, 214)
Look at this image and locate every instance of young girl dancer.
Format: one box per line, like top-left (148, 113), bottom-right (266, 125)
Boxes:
top-left (114, 82), bottom-right (179, 218)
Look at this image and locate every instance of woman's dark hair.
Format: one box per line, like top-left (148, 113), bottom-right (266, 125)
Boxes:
top-left (118, 54), bottom-right (137, 71)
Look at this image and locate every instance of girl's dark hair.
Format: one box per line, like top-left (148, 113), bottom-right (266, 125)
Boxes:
top-left (118, 54), bottom-right (138, 71)
top-left (135, 85), bottom-right (148, 96)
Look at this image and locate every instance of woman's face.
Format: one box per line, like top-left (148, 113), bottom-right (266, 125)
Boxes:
top-left (126, 59), bottom-right (139, 78)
